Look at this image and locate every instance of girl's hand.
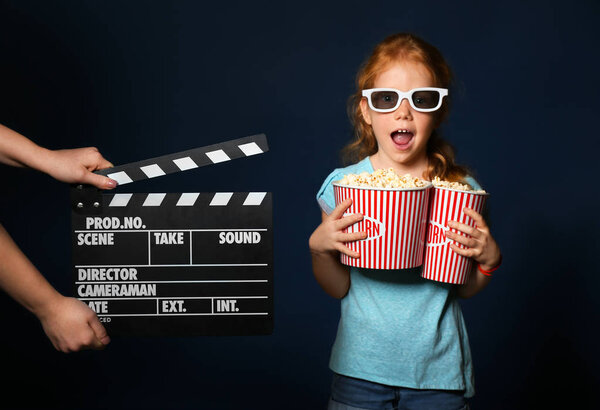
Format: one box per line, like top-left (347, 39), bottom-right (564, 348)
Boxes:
top-left (37, 295), bottom-right (110, 353)
top-left (42, 147), bottom-right (117, 190)
top-left (309, 198), bottom-right (367, 259)
top-left (446, 207), bottom-right (501, 270)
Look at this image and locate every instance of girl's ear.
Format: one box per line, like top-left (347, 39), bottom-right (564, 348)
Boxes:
top-left (359, 98), bottom-right (372, 125)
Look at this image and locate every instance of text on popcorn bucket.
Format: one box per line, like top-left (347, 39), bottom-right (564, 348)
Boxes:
top-left (426, 221), bottom-right (450, 247)
top-left (345, 214), bottom-right (385, 241)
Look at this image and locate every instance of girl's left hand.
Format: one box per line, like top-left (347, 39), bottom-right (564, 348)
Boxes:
top-left (446, 207), bottom-right (501, 270)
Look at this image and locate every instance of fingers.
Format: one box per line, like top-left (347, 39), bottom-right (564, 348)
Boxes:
top-left (330, 198), bottom-right (354, 220)
top-left (311, 205), bottom-right (365, 256)
top-left (447, 208), bottom-right (487, 237)
top-left (462, 207), bottom-right (487, 229)
top-left (85, 147), bottom-right (113, 168)
top-left (446, 230), bottom-right (478, 249)
top-left (449, 243), bottom-right (476, 258)
top-left (82, 148), bottom-right (116, 189)
top-left (447, 218), bottom-right (483, 258)
top-left (81, 171), bottom-right (118, 190)
top-left (334, 212), bottom-right (363, 230)
top-left (79, 147), bottom-right (113, 170)
top-left (334, 230), bottom-right (366, 259)
top-left (97, 157), bottom-right (114, 170)
top-left (334, 242), bottom-right (360, 259)
top-left (447, 220), bottom-right (482, 238)
top-left (334, 213), bottom-right (366, 244)
top-left (338, 231), bottom-right (367, 243)
top-left (61, 319), bottom-right (107, 352)
top-left (40, 297), bottom-right (112, 353)
top-left (48, 147), bottom-right (117, 188)
top-left (51, 328), bottom-right (101, 353)
top-left (88, 316), bottom-right (111, 348)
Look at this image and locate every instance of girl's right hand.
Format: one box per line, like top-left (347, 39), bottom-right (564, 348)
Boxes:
top-left (309, 198), bottom-right (367, 258)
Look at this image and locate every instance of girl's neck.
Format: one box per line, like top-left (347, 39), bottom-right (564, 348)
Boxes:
top-left (369, 152), bottom-right (429, 180)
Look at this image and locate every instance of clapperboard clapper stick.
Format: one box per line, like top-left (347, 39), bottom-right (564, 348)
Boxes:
top-left (71, 134), bottom-right (273, 336)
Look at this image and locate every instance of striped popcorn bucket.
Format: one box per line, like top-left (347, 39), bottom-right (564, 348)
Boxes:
top-left (421, 187), bottom-right (488, 284)
top-left (333, 183), bottom-right (432, 270)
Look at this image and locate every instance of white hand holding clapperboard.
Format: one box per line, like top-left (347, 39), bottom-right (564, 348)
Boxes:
top-left (71, 134), bottom-right (272, 336)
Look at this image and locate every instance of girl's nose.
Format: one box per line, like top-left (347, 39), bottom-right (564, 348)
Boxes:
top-left (394, 98), bottom-right (412, 120)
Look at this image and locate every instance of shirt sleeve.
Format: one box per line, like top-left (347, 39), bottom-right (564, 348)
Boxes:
top-left (316, 168), bottom-right (344, 215)
top-left (463, 175), bottom-right (482, 191)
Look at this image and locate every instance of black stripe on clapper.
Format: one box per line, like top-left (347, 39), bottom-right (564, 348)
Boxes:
top-left (95, 133), bottom-right (268, 185)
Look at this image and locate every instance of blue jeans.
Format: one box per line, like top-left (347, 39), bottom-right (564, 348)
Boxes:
top-left (328, 373), bottom-right (469, 410)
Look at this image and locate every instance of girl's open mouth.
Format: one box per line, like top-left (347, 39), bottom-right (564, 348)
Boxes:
top-left (391, 129), bottom-right (414, 150)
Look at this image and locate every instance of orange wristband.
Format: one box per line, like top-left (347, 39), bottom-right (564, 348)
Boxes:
top-left (478, 254), bottom-right (502, 276)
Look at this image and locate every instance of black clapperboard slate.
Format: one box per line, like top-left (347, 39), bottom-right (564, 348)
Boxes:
top-left (71, 134), bottom-right (272, 336)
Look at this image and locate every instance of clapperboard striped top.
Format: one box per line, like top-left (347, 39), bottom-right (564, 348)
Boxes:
top-left (96, 134), bottom-right (268, 186)
top-left (106, 192), bottom-right (268, 207)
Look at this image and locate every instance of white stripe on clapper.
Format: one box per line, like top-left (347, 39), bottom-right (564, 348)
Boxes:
top-left (205, 149), bottom-right (231, 163)
top-left (176, 193), bottom-right (200, 206)
top-left (243, 192), bottom-right (266, 206)
top-left (173, 156), bottom-right (198, 171)
top-left (210, 192), bottom-right (233, 206)
top-left (109, 193), bottom-right (133, 207)
top-left (107, 171), bottom-right (133, 185)
top-left (238, 142), bottom-right (263, 156)
top-left (143, 193), bottom-right (166, 206)
top-left (140, 164), bottom-right (166, 178)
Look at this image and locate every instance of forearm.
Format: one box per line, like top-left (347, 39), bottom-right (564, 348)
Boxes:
top-left (456, 264), bottom-right (493, 298)
top-left (0, 123), bottom-right (52, 171)
top-left (309, 204), bottom-right (363, 299)
top-left (0, 224), bottom-right (62, 319)
top-left (311, 250), bottom-right (351, 299)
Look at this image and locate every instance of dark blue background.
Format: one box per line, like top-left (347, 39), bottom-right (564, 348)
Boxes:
top-left (1, 1), bottom-right (598, 409)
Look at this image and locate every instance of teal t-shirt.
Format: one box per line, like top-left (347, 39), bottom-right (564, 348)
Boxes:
top-left (316, 157), bottom-right (479, 397)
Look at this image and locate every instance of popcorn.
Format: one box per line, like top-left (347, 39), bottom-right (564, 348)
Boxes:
top-left (431, 177), bottom-right (486, 194)
top-left (338, 168), bottom-right (428, 189)
top-left (337, 170), bottom-right (486, 193)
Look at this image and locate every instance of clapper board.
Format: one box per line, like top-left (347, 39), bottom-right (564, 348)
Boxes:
top-left (71, 134), bottom-right (272, 336)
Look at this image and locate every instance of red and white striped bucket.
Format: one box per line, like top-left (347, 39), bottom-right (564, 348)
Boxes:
top-left (421, 187), bottom-right (488, 284)
top-left (333, 183), bottom-right (432, 270)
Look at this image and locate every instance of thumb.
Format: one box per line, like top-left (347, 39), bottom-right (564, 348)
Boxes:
top-left (81, 170), bottom-right (117, 190)
top-left (88, 316), bottom-right (111, 348)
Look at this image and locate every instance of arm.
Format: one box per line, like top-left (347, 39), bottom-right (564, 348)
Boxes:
top-left (446, 207), bottom-right (502, 298)
top-left (0, 123), bottom-right (116, 189)
top-left (0, 123), bottom-right (116, 351)
top-left (0, 224), bottom-right (110, 352)
top-left (308, 199), bottom-right (366, 299)
top-left (455, 265), bottom-right (493, 299)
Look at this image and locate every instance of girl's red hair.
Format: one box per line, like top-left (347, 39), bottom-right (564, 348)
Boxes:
top-left (343, 33), bottom-right (468, 182)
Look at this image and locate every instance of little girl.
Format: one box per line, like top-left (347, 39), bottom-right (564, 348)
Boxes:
top-left (309, 33), bottom-right (501, 410)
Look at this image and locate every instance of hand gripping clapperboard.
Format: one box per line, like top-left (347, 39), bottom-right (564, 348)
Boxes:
top-left (71, 134), bottom-right (272, 336)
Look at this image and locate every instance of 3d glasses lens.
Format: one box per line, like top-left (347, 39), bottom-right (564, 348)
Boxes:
top-left (411, 90), bottom-right (440, 109)
top-left (371, 91), bottom-right (399, 110)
